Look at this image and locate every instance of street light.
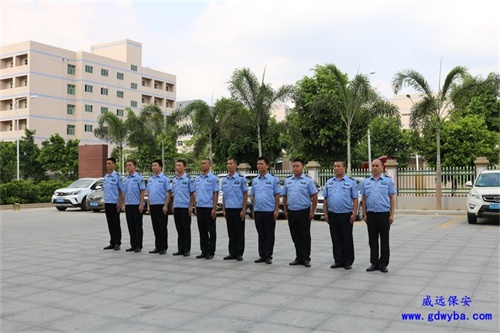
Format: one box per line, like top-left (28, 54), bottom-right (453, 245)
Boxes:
top-left (14, 95), bottom-right (38, 180)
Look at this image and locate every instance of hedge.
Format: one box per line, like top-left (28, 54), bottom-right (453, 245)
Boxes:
top-left (0, 180), bottom-right (72, 205)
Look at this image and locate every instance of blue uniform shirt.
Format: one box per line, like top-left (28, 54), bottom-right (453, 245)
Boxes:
top-left (281, 174), bottom-right (318, 210)
top-left (221, 173), bottom-right (248, 209)
top-left (323, 175), bottom-right (359, 213)
top-left (170, 173), bottom-right (194, 208)
top-left (146, 172), bottom-right (170, 205)
top-left (250, 173), bottom-right (281, 212)
top-left (194, 172), bottom-right (220, 208)
top-left (122, 172), bottom-right (145, 205)
top-left (360, 175), bottom-right (396, 212)
top-left (103, 171), bottom-right (122, 204)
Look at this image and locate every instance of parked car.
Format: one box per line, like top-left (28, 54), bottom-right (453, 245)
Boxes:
top-left (52, 178), bottom-right (103, 211)
top-left (314, 177), bottom-right (364, 221)
top-left (466, 170), bottom-right (500, 224)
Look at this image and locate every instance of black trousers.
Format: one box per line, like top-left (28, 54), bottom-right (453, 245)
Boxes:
top-left (196, 207), bottom-right (216, 255)
top-left (105, 203), bottom-right (121, 246)
top-left (125, 205), bottom-right (143, 249)
top-left (225, 208), bottom-right (245, 256)
top-left (366, 212), bottom-right (391, 267)
top-left (254, 211), bottom-right (276, 259)
top-left (328, 212), bottom-right (354, 266)
top-left (288, 208), bottom-right (311, 262)
top-left (149, 205), bottom-right (168, 251)
top-left (173, 208), bottom-right (191, 253)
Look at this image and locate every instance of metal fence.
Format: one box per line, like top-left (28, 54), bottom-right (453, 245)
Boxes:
top-left (319, 168), bottom-right (371, 187)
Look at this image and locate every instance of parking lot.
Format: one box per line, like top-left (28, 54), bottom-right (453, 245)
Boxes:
top-left (1, 208), bottom-right (498, 332)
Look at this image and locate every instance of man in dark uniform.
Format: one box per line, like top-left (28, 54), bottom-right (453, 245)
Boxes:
top-left (146, 159), bottom-right (170, 255)
top-left (250, 156), bottom-right (281, 265)
top-left (282, 158), bottom-right (318, 267)
top-left (221, 158), bottom-right (248, 261)
top-left (102, 157), bottom-right (123, 251)
top-left (361, 159), bottom-right (396, 273)
top-left (324, 160), bottom-right (359, 270)
top-left (193, 158), bottom-right (220, 260)
top-left (122, 159), bottom-right (146, 253)
top-left (167, 160), bottom-right (195, 257)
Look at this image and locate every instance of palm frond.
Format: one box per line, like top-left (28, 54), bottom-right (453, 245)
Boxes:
top-left (392, 69), bottom-right (432, 96)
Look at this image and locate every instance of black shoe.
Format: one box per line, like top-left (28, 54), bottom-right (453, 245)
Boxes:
top-left (254, 257), bottom-right (266, 263)
top-left (172, 251), bottom-right (183, 256)
top-left (149, 249), bottom-right (160, 254)
top-left (344, 265), bottom-right (352, 270)
top-left (103, 245), bottom-right (114, 250)
top-left (183, 252), bottom-right (191, 257)
top-left (366, 264), bottom-right (379, 272)
top-left (134, 248), bottom-right (142, 253)
top-left (380, 266), bottom-right (388, 273)
top-left (125, 247), bottom-right (135, 252)
top-left (223, 255), bottom-right (236, 260)
top-left (159, 250), bottom-right (166, 255)
top-left (114, 245), bottom-right (120, 251)
top-left (303, 260), bottom-right (311, 268)
top-left (236, 255), bottom-right (243, 261)
top-left (330, 263), bottom-right (343, 269)
top-left (265, 258), bottom-right (272, 264)
top-left (289, 260), bottom-right (303, 266)
top-left (205, 254), bottom-right (214, 260)
top-left (196, 253), bottom-right (207, 259)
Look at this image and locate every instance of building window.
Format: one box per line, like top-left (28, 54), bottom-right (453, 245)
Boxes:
top-left (101, 88), bottom-right (108, 95)
top-left (131, 83), bottom-right (137, 89)
top-left (67, 104), bottom-right (75, 115)
top-left (67, 125), bottom-right (75, 135)
top-left (84, 85), bottom-right (93, 93)
top-left (85, 65), bottom-right (93, 73)
top-left (67, 64), bottom-right (76, 75)
top-left (141, 97), bottom-right (145, 103)
top-left (85, 104), bottom-right (93, 112)
top-left (117, 72), bottom-right (124, 80)
top-left (9, 82), bottom-right (13, 89)
top-left (101, 107), bottom-right (108, 113)
top-left (131, 65), bottom-right (138, 71)
top-left (117, 109), bottom-right (124, 116)
top-left (154, 83), bottom-right (158, 89)
top-left (166, 102), bottom-right (169, 108)
top-left (101, 69), bottom-right (109, 77)
top-left (131, 101), bottom-right (137, 107)
top-left (84, 124), bottom-right (93, 132)
top-left (24, 80), bottom-right (28, 87)
top-left (142, 80), bottom-right (145, 86)
top-left (166, 86), bottom-right (169, 91)
top-left (67, 84), bottom-right (75, 95)
top-left (117, 91), bottom-right (124, 98)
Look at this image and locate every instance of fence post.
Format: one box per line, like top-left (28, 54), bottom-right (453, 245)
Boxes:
top-left (473, 157), bottom-right (489, 176)
top-left (306, 160), bottom-right (321, 184)
top-left (237, 163), bottom-right (252, 174)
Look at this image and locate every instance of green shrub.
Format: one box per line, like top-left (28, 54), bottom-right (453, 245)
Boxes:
top-left (0, 180), bottom-right (70, 205)
top-left (36, 180), bottom-right (71, 203)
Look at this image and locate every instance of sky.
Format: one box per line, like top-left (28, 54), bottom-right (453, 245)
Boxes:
top-left (2, 0), bottom-right (499, 105)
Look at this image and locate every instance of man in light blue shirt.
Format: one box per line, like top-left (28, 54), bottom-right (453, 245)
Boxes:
top-left (122, 159), bottom-right (146, 253)
top-left (221, 158), bottom-right (248, 261)
top-left (193, 158), bottom-right (220, 260)
top-left (249, 156), bottom-right (281, 264)
top-left (102, 157), bottom-right (123, 251)
top-left (323, 160), bottom-right (359, 270)
top-left (282, 158), bottom-right (318, 267)
top-left (146, 159), bottom-right (170, 255)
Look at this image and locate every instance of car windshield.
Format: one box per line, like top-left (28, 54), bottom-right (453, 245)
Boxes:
top-left (475, 173), bottom-right (500, 187)
top-left (67, 179), bottom-right (95, 188)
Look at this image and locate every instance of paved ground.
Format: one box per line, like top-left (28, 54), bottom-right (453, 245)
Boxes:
top-left (1, 208), bottom-right (498, 332)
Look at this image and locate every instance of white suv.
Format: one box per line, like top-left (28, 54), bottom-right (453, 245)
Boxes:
top-left (52, 178), bottom-right (103, 211)
top-left (466, 170), bottom-right (500, 224)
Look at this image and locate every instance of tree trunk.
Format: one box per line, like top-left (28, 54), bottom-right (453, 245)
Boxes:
top-left (347, 126), bottom-right (351, 175)
top-left (435, 121), bottom-right (443, 210)
top-left (257, 124), bottom-right (262, 157)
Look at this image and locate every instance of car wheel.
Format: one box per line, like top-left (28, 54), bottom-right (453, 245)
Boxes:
top-left (313, 215), bottom-right (321, 220)
top-left (467, 213), bottom-right (477, 224)
top-left (56, 206), bottom-right (67, 211)
top-left (80, 196), bottom-right (89, 211)
top-left (356, 205), bottom-right (364, 221)
top-left (92, 209), bottom-right (101, 213)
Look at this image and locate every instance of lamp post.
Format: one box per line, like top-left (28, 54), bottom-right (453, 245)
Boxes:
top-left (406, 94), bottom-right (419, 169)
top-left (14, 95), bottom-right (38, 180)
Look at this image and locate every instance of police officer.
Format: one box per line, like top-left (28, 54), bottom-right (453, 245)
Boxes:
top-left (122, 159), bottom-right (146, 253)
top-left (193, 158), bottom-right (220, 260)
top-left (221, 158), bottom-right (248, 261)
top-left (166, 159), bottom-right (194, 257)
top-left (250, 156), bottom-right (281, 265)
top-left (146, 159), bottom-right (170, 255)
top-left (102, 157), bottom-right (123, 251)
top-left (324, 160), bottom-right (359, 270)
top-left (282, 158), bottom-right (318, 268)
top-left (361, 159), bottom-right (396, 273)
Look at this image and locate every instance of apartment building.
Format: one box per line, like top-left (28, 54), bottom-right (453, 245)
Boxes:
top-left (0, 39), bottom-right (176, 145)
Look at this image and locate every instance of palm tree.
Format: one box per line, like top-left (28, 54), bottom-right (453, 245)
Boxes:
top-left (94, 111), bottom-right (130, 174)
top-left (392, 65), bottom-right (467, 210)
top-left (181, 100), bottom-right (218, 161)
top-left (227, 67), bottom-right (293, 156)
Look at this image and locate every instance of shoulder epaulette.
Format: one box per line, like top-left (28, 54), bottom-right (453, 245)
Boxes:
top-left (384, 174), bottom-right (391, 178)
top-left (348, 176), bottom-right (355, 181)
